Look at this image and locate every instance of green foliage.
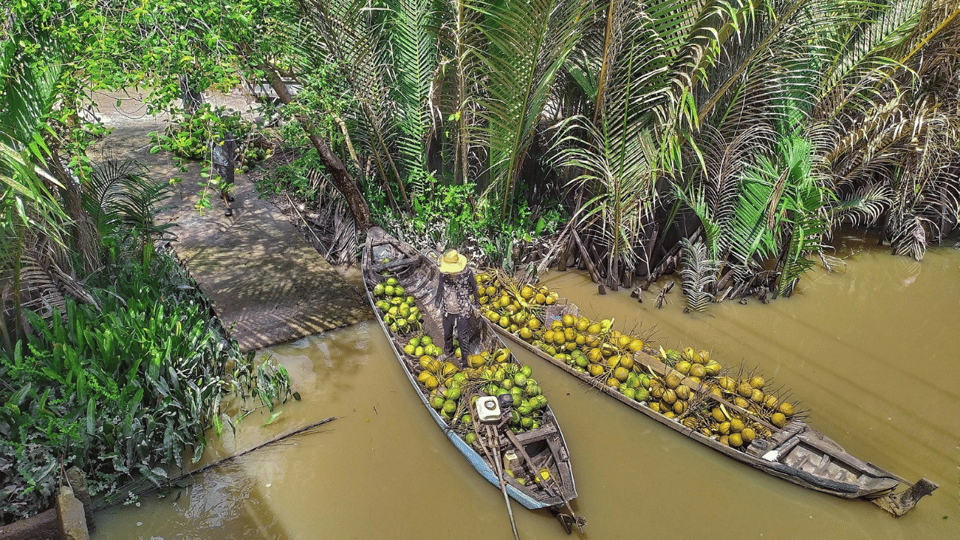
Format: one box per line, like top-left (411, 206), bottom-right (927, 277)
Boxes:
top-left (255, 148), bottom-right (326, 200)
top-left (381, 174), bottom-right (484, 247)
top-left (0, 251), bottom-right (294, 524)
top-left (300, 0), bottom-right (413, 212)
top-left (271, 64), bottom-right (352, 152)
top-left (152, 104), bottom-right (272, 170)
top-left (0, 155), bottom-right (294, 524)
top-left (386, 0), bottom-right (436, 180)
top-left (472, 0), bottom-right (589, 221)
top-left (83, 160), bottom-right (176, 272)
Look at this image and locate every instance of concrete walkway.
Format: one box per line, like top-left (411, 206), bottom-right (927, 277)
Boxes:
top-left (89, 90), bottom-right (370, 352)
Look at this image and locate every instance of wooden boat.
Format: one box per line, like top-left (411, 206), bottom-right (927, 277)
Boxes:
top-left (361, 228), bottom-right (583, 531)
top-left (488, 296), bottom-right (936, 517)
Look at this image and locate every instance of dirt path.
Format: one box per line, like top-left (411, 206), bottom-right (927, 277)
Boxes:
top-left (88, 89), bottom-right (370, 352)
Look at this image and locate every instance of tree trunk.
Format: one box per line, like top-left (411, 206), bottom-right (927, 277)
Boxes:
top-left (48, 146), bottom-right (99, 273)
top-left (261, 66), bottom-right (371, 231)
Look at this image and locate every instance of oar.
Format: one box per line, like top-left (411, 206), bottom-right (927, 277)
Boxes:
top-left (478, 423), bottom-right (521, 540)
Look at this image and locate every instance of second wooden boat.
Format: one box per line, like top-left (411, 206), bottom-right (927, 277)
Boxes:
top-left (478, 272), bottom-right (935, 517)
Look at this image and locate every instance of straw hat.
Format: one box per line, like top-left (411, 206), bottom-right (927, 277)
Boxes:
top-left (439, 249), bottom-right (467, 274)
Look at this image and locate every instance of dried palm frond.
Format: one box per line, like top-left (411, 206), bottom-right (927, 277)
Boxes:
top-left (889, 210), bottom-right (931, 261)
top-left (680, 238), bottom-right (719, 313)
top-left (828, 183), bottom-right (891, 229)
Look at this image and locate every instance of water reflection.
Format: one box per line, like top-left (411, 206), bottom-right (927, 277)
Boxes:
top-left (94, 243), bottom-right (959, 539)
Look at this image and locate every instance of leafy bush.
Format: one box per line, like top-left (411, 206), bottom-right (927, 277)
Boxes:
top-left (0, 250), bottom-right (292, 524)
top-left (375, 174), bottom-right (565, 269)
top-left (254, 148), bottom-right (325, 201)
top-left (151, 103), bottom-right (273, 171)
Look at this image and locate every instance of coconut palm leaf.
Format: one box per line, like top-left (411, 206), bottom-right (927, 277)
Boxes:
top-left (0, 31), bottom-right (61, 156)
top-left (556, 113), bottom-right (659, 280)
top-left (565, 0), bottom-right (634, 122)
top-left (827, 182), bottom-right (891, 228)
top-left (696, 124), bottom-right (776, 258)
top-left (15, 250), bottom-right (69, 321)
top-left (298, 0), bottom-right (411, 212)
top-left (700, 0), bottom-right (828, 140)
top-left (471, 0), bottom-right (590, 220)
top-left (385, 0), bottom-right (438, 193)
top-left (0, 36), bottom-right (76, 344)
top-left (814, 0), bottom-right (932, 120)
top-left (889, 210), bottom-right (929, 261)
top-left (436, 0), bottom-right (484, 185)
top-left (84, 160), bottom-right (175, 248)
top-left (674, 181), bottom-right (722, 258)
top-left (560, 3), bottom-right (686, 258)
top-left (776, 183), bottom-right (828, 295)
top-left (727, 158), bottom-right (780, 265)
top-left (680, 237), bottom-right (719, 312)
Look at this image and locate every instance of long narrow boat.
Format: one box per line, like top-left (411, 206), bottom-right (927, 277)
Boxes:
top-left (481, 276), bottom-right (935, 517)
top-left (361, 228), bottom-right (582, 530)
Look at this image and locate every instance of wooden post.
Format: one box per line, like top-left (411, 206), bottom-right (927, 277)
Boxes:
top-left (570, 229), bottom-right (603, 286)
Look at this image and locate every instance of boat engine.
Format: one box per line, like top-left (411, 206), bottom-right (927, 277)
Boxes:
top-left (476, 396), bottom-right (502, 424)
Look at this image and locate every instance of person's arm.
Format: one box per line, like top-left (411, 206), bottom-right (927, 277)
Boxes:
top-left (468, 269), bottom-right (480, 300)
top-left (434, 275), bottom-right (445, 308)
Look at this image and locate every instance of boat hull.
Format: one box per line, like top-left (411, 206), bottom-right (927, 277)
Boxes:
top-left (489, 299), bottom-right (935, 514)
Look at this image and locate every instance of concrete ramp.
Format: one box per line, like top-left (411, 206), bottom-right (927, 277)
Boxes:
top-left (89, 90), bottom-right (371, 352)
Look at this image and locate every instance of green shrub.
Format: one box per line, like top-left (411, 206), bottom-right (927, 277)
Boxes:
top-left (151, 103), bottom-right (272, 171)
top-left (254, 148), bottom-right (325, 200)
top-left (0, 251), bottom-right (292, 524)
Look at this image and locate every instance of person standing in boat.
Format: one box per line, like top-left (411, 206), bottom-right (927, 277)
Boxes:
top-left (435, 249), bottom-right (480, 367)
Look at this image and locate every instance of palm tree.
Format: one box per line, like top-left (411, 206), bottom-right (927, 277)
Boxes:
top-left (1, 29), bottom-right (88, 346)
top-left (470, 0), bottom-right (589, 221)
top-left (810, 0), bottom-right (960, 260)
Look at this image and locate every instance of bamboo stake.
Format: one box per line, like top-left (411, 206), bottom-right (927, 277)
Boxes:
top-left (167, 416), bottom-right (338, 485)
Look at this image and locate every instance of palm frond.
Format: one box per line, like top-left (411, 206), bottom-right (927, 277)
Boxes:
top-left (386, 0), bottom-right (438, 189)
top-left (0, 31), bottom-right (62, 152)
top-left (697, 124), bottom-right (776, 257)
top-left (697, 0), bottom-right (811, 127)
top-left (772, 136), bottom-right (828, 295)
top-left (436, 0), bottom-right (484, 185)
top-left (815, 0), bottom-right (931, 120)
top-left (472, 0), bottom-right (589, 220)
top-left (298, 0), bottom-right (411, 211)
top-left (15, 252), bottom-right (68, 321)
top-left (555, 113), bottom-right (658, 277)
top-left (84, 160), bottom-right (173, 242)
top-left (674, 181), bottom-right (722, 258)
top-left (680, 237), bottom-right (719, 312)
top-left (828, 182), bottom-right (891, 228)
top-left (727, 160), bottom-right (780, 265)
top-left (776, 190), bottom-right (827, 296)
top-left (889, 210), bottom-right (929, 261)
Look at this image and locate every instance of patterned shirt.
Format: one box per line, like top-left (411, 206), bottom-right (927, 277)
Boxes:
top-left (436, 268), bottom-right (479, 316)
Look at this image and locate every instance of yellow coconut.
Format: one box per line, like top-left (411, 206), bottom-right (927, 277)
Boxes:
top-left (778, 402), bottom-right (796, 417)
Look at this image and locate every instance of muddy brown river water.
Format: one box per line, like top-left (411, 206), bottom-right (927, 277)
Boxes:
top-left (93, 234), bottom-right (958, 539)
